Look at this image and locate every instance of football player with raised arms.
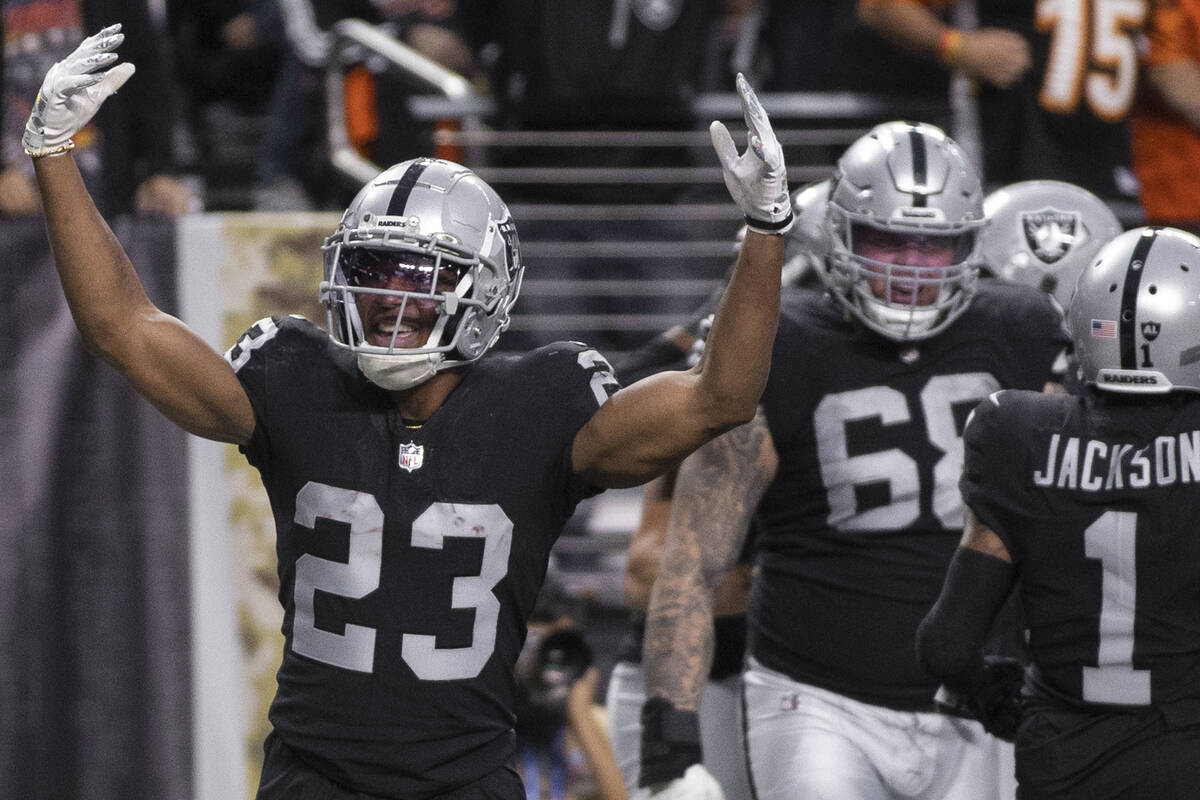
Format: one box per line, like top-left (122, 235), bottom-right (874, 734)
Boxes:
top-left (918, 226), bottom-right (1200, 798)
top-left (25, 25), bottom-right (793, 800)
top-left (637, 122), bottom-right (1071, 800)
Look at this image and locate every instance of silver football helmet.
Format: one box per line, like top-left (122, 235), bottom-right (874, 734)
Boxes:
top-left (1070, 226), bottom-right (1200, 394)
top-left (981, 180), bottom-right (1123, 311)
top-left (822, 121), bottom-right (986, 341)
top-left (320, 158), bottom-right (523, 391)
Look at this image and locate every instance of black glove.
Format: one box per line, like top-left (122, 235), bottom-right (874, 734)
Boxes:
top-left (639, 698), bottom-right (702, 788)
top-left (934, 655), bottom-right (1024, 742)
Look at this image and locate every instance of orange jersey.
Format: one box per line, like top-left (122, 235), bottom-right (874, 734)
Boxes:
top-left (1133, 0), bottom-right (1200, 221)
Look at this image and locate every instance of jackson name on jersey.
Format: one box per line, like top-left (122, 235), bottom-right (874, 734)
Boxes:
top-left (1032, 428), bottom-right (1200, 491)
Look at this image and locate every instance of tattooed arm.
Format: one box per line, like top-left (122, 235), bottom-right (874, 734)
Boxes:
top-left (643, 410), bottom-right (778, 710)
top-left (636, 411), bottom-right (777, 790)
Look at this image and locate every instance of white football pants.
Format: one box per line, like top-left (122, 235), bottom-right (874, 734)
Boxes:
top-left (742, 658), bottom-right (1017, 800)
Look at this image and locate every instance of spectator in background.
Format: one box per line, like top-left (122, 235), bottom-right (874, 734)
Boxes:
top-left (254, 0), bottom-right (481, 210)
top-left (0, 0), bottom-right (194, 217)
top-left (765, 1), bottom-right (949, 109)
top-left (858, 0), bottom-right (1146, 214)
top-left (166, 0), bottom-right (283, 124)
top-left (1132, 0), bottom-right (1200, 234)
top-left (459, 0), bottom-right (752, 204)
top-left (516, 582), bottom-right (627, 800)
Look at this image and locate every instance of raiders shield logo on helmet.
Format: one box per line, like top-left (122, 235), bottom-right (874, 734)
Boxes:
top-left (1022, 208), bottom-right (1080, 265)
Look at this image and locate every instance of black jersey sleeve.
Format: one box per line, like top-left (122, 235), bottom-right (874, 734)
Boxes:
top-left (521, 341), bottom-right (622, 509)
top-left (223, 314), bottom-right (290, 466)
top-left (978, 280), bottom-right (1073, 388)
top-left (960, 389), bottom-right (1041, 562)
top-left (1019, 287), bottom-right (1072, 385)
top-left (223, 314), bottom-right (348, 470)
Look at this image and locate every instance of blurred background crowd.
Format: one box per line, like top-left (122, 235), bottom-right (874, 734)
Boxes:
top-left (5, 0), bottom-right (1191, 224)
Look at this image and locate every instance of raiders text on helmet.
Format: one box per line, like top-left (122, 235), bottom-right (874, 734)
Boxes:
top-left (981, 180), bottom-right (1123, 311)
top-left (320, 158), bottom-right (523, 391)
top-left (1070, 226), bottom-right (1200, 394)
top-left (821, 121), bottom-right (985, 341)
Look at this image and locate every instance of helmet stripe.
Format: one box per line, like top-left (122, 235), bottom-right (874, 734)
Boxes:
top-left (1119, 228), bottom-right (1159, 369)
top-left (907, 130), bottom-right (928, 207)
top-left (385, 157), bottom-right (433, 217)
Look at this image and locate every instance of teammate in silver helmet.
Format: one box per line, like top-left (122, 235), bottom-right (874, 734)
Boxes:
top-left (918, 226), bottom-right (1200, 799)
top-left (638, 121), bottom-right (1068, 800)
top-left (980, 180), bottom-right (1123, 311)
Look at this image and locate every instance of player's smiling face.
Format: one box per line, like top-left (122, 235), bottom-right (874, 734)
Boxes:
top-left (343, 249), bottom-right (462, 349)
top-left (852, 225), bottom-right (960, 307)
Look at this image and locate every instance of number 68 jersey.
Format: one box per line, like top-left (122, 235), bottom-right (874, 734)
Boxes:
top-left (225, 315), bottom-right (617, 798)
top-left (749, 281), bottom-right (1069, 710)
top-left (962, 388), bottom-right (1200, 710)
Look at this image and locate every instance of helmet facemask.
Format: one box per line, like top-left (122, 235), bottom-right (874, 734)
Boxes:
top-left (319, 158), bottom-right (524, 392)
top-left (826, 211), bottom-right (982, 341)
top-left (821, 121), bottom-right (986, 342)
top-left (322, 227), bottom-right (520, 391)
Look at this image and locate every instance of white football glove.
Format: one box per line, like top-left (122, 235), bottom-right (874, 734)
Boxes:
top-left (710, 73), bottom-right (792, 236)
top-left (23, 24), bottom-right (136, 158)
top-left (644, 765), bottom-right (726, 800)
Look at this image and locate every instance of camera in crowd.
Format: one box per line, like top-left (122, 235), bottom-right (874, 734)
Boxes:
top-left (513, 625), bottom-right (593, 742)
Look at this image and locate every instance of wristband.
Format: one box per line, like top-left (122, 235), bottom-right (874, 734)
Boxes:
top-left (638, 698), bottom-right (702, 787)
top-left (744, 210), bottom-right (795, 236)
top-left (24, 139), bottom-right (75, 158)
top-left (937, 28), bottom-right (964, 66)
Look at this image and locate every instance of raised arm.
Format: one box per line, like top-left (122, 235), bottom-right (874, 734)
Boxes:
top-left (637, 413), bottom-right (777, 792)
top-left (572, 75), bottom-right (790, 488)
top-left (857, 0), bottom-right (1032, 90)
top-left (1142, 2), bottom-right (1200, 133)
top-left (29, 26), bottom-right (254, 444)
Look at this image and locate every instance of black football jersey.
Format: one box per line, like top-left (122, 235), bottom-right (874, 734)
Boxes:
top-left (749, 281), bottom-right (1069, 710)
top-left (976, 0), bottom-right (1148, 199)
top-left (225, 316), bottom-right (618, 798)
top-left (962, 389), bottom-right (1200, 711)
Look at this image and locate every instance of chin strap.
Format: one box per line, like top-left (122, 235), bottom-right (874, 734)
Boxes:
top-left (357, 351), bottom-right (442, 391)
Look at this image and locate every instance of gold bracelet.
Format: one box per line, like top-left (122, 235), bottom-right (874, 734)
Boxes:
top-left (24, 139), bottom-right (75, 158)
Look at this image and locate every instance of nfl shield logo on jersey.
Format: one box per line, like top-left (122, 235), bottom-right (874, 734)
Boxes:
top-left (398, 442), bottom-right (425, 472)
top-left (1021, 208), bottom-right (1079, 264)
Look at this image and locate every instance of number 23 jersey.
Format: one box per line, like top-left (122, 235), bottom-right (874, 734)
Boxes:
top-left (750, 281), bottom-right (1069, 710)
top-left (225, 315), bottom-right (617, 798)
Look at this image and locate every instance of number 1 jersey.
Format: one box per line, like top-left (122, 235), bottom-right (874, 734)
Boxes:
top-left (962, 389), bottom-right (1200, 711)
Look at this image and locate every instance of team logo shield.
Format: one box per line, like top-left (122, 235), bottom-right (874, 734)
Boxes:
top-left (398, 442), bottom-right (425, 473)
top-left (1021, 208), bottom-right (1080, 265)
